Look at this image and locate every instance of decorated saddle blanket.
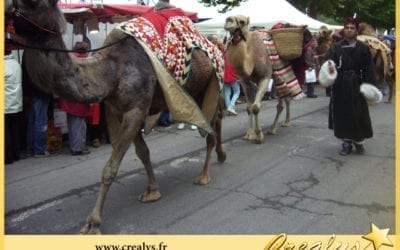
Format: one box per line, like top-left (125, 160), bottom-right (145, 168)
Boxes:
top-left (116, 8), bottom-right (225, 135)
top-left (259, 32), bottom-right (303, 99)
top-left (357, 35), bottom-right (392, 76)
top-left (117, 8), bottom-right (224, 87)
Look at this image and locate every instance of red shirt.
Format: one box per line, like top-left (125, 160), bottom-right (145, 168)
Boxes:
top-left (58, 52), bottom-right (91, 117)
top-left (224, 55), bottom-right (236, 83)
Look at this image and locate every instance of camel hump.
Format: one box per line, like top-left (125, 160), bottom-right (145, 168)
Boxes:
top-left (357, 35), bottom-right (391, 54)
top-left (247, 31), bottom-right (266, 49)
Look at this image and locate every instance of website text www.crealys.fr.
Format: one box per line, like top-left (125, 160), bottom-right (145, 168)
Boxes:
top-left (95, 242), bottom-right (167, 250)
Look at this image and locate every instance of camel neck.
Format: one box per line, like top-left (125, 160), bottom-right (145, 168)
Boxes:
top-left (23, 37), bottom-right (109, 103)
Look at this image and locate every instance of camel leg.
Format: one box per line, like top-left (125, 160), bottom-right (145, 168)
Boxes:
top-left (240, 82), bottom-right (256, 141)
top-left (135, 131), bottom-right (161, 203)
top-left (282, 98), bottom-right (291, 127)
top-left (268, 99), bottom-right (284, 135)
top-left (194, 76), bottom-right (223, 185)
top-left (195, 133), bottom-right (215, 185)
top-left (201, 75), bottom-right (220, 122)
top-left (385, 72), bottom-right (395, 104)
top-left (80, 108), bottom-right (144, 234)
top-left (251, 78), bottom-right (270, 143)
top-left (104, 102), bottom-right (121, 148)
top-left (215, 99), bottom-right (227, 163)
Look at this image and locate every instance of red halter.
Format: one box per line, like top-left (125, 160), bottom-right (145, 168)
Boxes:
top-left (6, 0), bottom-right (60, 36)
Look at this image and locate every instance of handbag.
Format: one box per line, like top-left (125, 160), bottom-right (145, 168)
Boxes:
top-left (305, 69), bottom-right (317, 83)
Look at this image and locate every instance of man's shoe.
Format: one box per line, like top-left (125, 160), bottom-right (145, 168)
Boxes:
top-left (34, 150), bottom-right (58, 158)
top-left (339, 142), bottom-right (352, 155)
top-left (71, 149), bottom-right (90, 156)
top-left (92, 139), bottom-right (101, 148)
top-left (354, 143), bottom-right (364, 154)
top-left (177, 123), bottom-right (185, 130)
top-left (226, 108), bottom-right (238, 115)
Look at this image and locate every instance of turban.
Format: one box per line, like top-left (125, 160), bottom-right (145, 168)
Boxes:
top-left (344, 17), bottom-right (360, 29)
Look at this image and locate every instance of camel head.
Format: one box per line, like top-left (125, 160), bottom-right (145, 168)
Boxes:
top-left (358, 22), bottom-right (376, 36)
top-left (318, 26), bottom-right (333, 39)
top-left (5, 0), bottom-right (66, 42)
top-left (224, 15), bottom-right (250, 41)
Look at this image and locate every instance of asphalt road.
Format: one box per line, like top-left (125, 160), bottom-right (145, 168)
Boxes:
top-left (5, 87), bottom-right (395, 235)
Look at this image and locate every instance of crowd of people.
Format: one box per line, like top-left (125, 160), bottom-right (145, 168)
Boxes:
top-left (4, 39), bottom-right (109, 164)
top-left (4, 15), bottom-right (394, 164)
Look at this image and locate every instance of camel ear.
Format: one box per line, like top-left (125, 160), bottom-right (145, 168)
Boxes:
top-left (246, 16), bottom-right (250, 25)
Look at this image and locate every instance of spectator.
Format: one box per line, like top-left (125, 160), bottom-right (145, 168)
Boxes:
top-left (5, 45), bottom-right (23, 164)
top-left (59, 41), bottom-right (91, 155)
top-left (207, 34), bottom-right (218, 46)
top-left (23, 53), bottom-right (55, 158)
top-left (303, 32), bottom-right (318, 98)
top-left (291, 28), bottom-right (314, 90)
top-left (224, 53), bottom-right (241, 115)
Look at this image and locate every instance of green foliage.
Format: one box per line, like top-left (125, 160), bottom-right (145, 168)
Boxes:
top-left (197, 0), bottom-right (247, 13)
top-left (289, 0), bottom-right (395, 31)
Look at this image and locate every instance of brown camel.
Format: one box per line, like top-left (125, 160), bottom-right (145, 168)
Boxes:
top-left (224, 15), bottom-right (301, 142)
top-left (357, 23), bottom-right (395, 104)
top-left (224, 15), bottom-right (273, 143)
top-left (314, 26), bottom-right (333, 69)
top-left (6, 0), bottom-right (226, 234)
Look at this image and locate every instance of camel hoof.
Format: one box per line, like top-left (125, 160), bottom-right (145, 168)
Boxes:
top-left (267, 129), bottom-right (276, 135)
top-left (138, 190), bottom-right (161, 203)
top-left (80, 217), bottom-right (102, 234)
top-left (243, 129), bottom-right (256, 141)
top-left (281, 122), bottom-right (291, 127)
top-left (195, 174), bottom-right (211, 185)
top-left (243, 134), bottom-right (251, 140)
top-left (217, 151), bottom-right (227, 163)
top-left (80, 227), bottom-right (101, 235)
top-left (384, 100), bottom-right (392, 104)
top-left (254, 132), bottom-right (264, 143)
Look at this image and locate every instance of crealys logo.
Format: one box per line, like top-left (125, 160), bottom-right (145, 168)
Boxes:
top-left (264, 223), bottom-right (393, 250)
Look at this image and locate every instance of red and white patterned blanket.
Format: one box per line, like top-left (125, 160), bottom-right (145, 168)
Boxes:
top-left (117, 8), bottom-right (224, 87)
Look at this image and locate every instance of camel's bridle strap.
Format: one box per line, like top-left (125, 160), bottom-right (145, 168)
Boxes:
top-left (8, 0), bottom-right (60, 36)
top-left (227, 17), bottom-right (247, 48)
top-left (6, 36), bottom-right (130, 54)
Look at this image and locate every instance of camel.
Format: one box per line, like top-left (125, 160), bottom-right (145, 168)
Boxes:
top-left (357, 23), bottom-right (395, 104)
top-left (224, 15), bottom-right (303, 142)
top-left (224, 15), bottom-right (272, 143)
top-left (314, 26), bottom-right (334, 69)
top-left (5, 0), bottom-right (226, 234)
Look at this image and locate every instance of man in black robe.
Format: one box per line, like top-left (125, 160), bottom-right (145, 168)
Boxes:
top-left (321, 17), bottom-right (375, 155)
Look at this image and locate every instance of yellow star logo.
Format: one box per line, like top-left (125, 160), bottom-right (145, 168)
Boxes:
top-left (362, 223), bottom-right (393, 249)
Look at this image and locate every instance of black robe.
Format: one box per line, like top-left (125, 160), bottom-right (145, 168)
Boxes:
top-left (324, 39), bottom-right (375, 142)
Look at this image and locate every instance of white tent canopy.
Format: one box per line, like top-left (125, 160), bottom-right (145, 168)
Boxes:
top-left (195, 0), bottom-right (341, 35)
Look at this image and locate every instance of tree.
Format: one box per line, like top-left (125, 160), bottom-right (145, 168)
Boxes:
top-left (289, 0), bottom-right (395, 32)
top-left (197, 0), bottom-right (247, 13)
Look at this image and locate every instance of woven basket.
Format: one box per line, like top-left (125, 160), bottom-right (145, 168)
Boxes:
top-left (270, 28), bottom-right (304, 60)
